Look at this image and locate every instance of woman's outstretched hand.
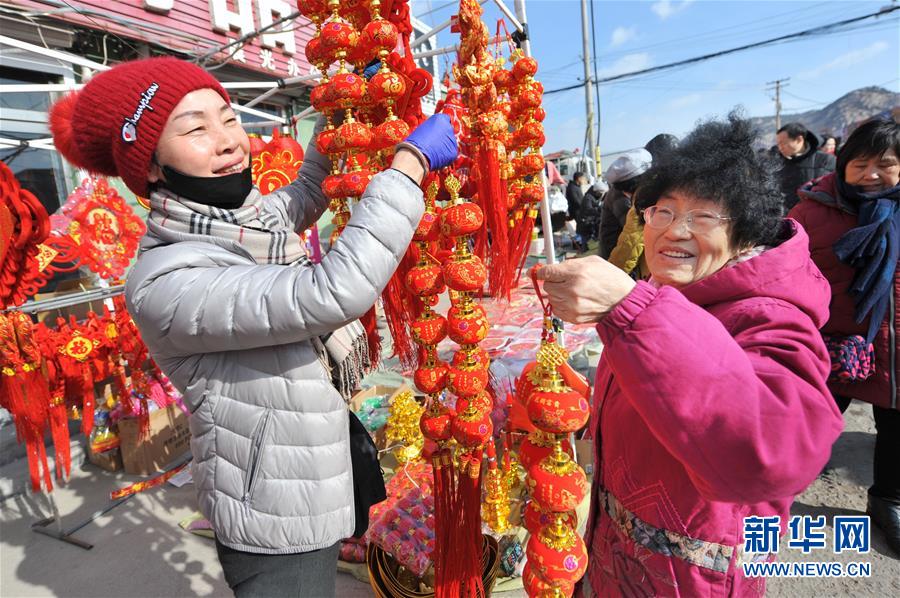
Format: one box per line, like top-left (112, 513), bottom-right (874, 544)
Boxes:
top-left (535, 256), bottom-right (637, 324)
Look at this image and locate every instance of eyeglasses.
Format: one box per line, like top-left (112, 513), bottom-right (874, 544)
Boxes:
top-left (641, 206), bottom-right (732, 234)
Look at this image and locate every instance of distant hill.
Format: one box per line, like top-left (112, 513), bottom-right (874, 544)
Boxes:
top-left (750, 86), bottom-right (899, 148)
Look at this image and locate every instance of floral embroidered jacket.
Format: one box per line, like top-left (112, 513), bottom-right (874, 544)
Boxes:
top-left (584, 219), bottom-right (845, 597)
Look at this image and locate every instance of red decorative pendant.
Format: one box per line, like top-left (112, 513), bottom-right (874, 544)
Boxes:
top-left (522, 562), bottom-right (575, 597)
top-left (446, 362), bottom-right (488, 398)
top-left (335, 120), bottom-right (373, 152)
top-left (410, 312), bottom-right (447, 346)
top-left (405, 263), bottom-right (445, 297)
top-left (440, 202), bottom-right (483, 237)
top-left (527, 453), bottom-right (589, 513)
top-left (526, 387), bottom-right (589, 435)
top-left (420, 401), bottom-right (454, 442)
top-left (526, 524), bottom-right (588, 588)
top-left (368, 70), bottom-right (407, 103)
top-left (338, 169), bottom-right (374, 197)
top-left (518, 432), bottom-right (571, 472)
top-left (443, 255), bottom-right (487, 292)
top-left (512, 56), bottom-right (539, 81)
top-left (413, 208), bottom-right (441, 243)
top-left (452, 345), bottom-right (490, 371)
top-left (446, 303), bottom-right (489, 345)
top-left (371, 118), bottom-right (411, 151)
top-left (328, 72), bottom-right (367, 109)
top-left (451, 405), bottom-right (493, 448)
top-left (414, 359), bottom-right (449, 395)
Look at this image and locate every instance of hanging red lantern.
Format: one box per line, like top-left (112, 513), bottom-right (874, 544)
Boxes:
top-left (334, 120), bottom-right (373, 152)
top-left (526, 521), bottom-right (588, 590)
top-left (420, 400), bottom-right (454, 442)
top-left (368, 70), bottom-right (407, 103)
top-left (443, 255), bottom-right (487, 292)
top-left (446, 303), bottom-right (489, 345)
top-left (451, 405), bottom-right (493, 448)
top-left (413, 207), bottom-right (441, 243)
top-left (446, 362), bottom-right (488, 398)
top-left (522, 562), bottom-right (575, 598)
top-left (512, 56), bottom-right (539, 81)
top-left (405, 263), bottom-right (445, 297)
top-left (414, 359), bottom-right (449, 395)
top-left (493, 68), bottom-right (513, 94)
top-left (328, 72), bottom-right (367, 109)
top-left (527, 449), bottom-right (589, 513)
top-left (321, 174), bottom-right (344, 199)
top-left (410, 312), bottom-right (447, 346)
top-left (451, 345), bottom-right (490, 371)
top-left (371, 118), bottom-right (411, 151)
top-left (520, 181), bottom-right (545, 205)
top-left (362, 19), bottom-right (399, 58)
top-left (319, 20), bottom-right (358, 63)
top-left (338, 169), bottom-right (375, 197)
top-left (440, 202), bottom-right (484, 237)
top-left (527, 386), bottom-right (589, 435)
top-left (518, 431), bottom-right (571, 472)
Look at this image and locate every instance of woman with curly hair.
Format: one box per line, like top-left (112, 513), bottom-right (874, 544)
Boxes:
top-left (536, 112), bottom-right (844, 596)
top-left (790, 118), bottom-right (900, 556)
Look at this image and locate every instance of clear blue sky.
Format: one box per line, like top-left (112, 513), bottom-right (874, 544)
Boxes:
top-left (411, 0), bottom-right (899, 159)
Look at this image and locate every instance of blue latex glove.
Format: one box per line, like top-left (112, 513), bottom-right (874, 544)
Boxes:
top-left (402, 114), bottom-right (458, 171)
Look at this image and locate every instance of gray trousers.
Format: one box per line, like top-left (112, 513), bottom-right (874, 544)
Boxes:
top-left (215, 538), bottom-right (340, 598)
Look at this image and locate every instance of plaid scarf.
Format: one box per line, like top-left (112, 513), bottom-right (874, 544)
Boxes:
top-left (148, 186), bottom-right (307, 264)
top-left (147, 187), bottom-right (370, 400)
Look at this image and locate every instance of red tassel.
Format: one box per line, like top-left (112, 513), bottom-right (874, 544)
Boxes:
top-left (49, 397), bottom-right (71, 481)
top-left (360, 306), bottom-right (381, 369)
top-left (380, 246), bottom-right (419, 370)
top-left (475, 142), bottom-right (512, 299)
top-left (79, 366), bottom-right (94, 437)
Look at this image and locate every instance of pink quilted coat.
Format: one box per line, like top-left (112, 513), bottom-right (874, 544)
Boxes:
top-left (583, 220), bottom-right (845, 597)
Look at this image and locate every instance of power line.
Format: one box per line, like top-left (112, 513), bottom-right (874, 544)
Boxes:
top-left (545, 6), bottom-right (899, 95)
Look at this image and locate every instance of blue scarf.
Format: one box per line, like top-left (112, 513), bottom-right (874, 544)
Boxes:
top-left (833, 178), bottom-right (900, 343)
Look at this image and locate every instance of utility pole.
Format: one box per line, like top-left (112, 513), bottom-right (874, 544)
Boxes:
top-left (580, 0), bottom-right (596, 179)
top-left (766, 78), bottom-right (790, 132)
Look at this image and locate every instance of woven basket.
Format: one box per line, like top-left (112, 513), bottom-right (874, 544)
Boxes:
top-left (367, 535), bottom-right (500, 597)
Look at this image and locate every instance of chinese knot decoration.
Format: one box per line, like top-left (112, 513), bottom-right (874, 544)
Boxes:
top-left (55, 177), bottom-right (146, 280)
top-left (1, 162), bottom-right (50, 308)
top-left (514, 268), bottom-right (591, 597)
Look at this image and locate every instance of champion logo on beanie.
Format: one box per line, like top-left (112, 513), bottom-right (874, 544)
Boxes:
top-left (121, 82), bottom-right (159, 143)
top-left (48, 57), bottom-right (229, 198)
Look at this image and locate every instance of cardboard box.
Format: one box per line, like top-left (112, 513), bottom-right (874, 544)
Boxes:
top-left (87, 445), bottom-right (123, 472)
top-left (117, 404), bottom-right (191, 476)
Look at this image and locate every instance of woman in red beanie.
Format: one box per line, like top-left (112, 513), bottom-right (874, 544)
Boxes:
top-left (50, 57), bottom-right (457, 597)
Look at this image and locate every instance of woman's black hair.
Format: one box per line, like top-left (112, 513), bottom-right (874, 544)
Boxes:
top-left (835, 118), bottom-right (900, 179)
top-left (636, 110), bottom-right (784, 249)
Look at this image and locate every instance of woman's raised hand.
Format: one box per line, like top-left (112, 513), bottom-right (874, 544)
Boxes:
top-left (535, 256), bottom-right (637, 324)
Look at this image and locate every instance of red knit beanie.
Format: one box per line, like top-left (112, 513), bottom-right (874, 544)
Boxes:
top-left (49, 57), bottom-right (229, 198)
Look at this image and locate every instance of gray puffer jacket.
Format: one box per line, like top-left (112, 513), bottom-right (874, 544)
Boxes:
top-left (125, 148), bottom-right (424, 554)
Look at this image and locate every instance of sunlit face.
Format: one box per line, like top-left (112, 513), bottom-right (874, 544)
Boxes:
top-left (843, 150), bottom-right (900, 193)
top-left (776, 131), bottom-right (805, 159)
top-left (148, 88), bottom-right (250, 183)
top-left (643, 191), bottom-right (739, 288)
top-left (822, 138), bottom-right (836, 154)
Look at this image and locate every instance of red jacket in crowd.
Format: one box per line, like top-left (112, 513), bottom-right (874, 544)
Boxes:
top-left (791, 172), bottom-right (899, 409)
